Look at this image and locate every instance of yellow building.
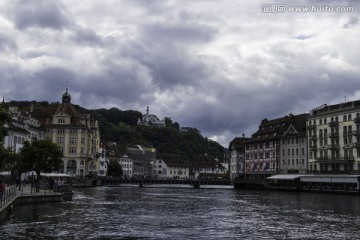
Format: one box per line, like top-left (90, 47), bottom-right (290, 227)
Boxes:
top-left (31, 89), bottom-right (100, 177)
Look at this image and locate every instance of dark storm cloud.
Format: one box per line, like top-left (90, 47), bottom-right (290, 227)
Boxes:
top-left (1, 0), bottom-right (360, 146)
top-left (7, 0), bottom-right (70, 30)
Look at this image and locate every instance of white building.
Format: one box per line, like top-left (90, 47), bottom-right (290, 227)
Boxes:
top-left (137, 106), bottom-right (165, 128)
top-left (228, 136), bottom-right (248, 181)
top-left (119, 154), bottom-right (133, 178)
top-left (279, 114), bottom-right (308, 174)
top-left (192, 156), bottom-right (227, 179)
top-left (308, 101), bottom-right (360, 174)
top-left (153, 154), bottom-right (190, 180)
top-left (3, 106), bottom-right (44, 153)
top-left (96, 148), bottom-right (108, 176)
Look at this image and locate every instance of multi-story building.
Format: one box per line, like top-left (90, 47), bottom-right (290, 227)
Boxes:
top-left (279, 114), bottom-right (308, 174)
top-left (31, 89), bottom-right (100, 177)
top-left (308, 101), bottom-right (360, 174)
top-left (119, 154), bottom-right (133, 178)
top-left (153, 153), bottom-right (190, 180)
top-left (192, 154), bottom-right (227, 179)
top-left (3, 106), bottom-right (44, 153)
top-left (96, 148), bottom-right (108, 176)
top-left (126, 145), bottom-right (156, 178)
top-left (228, 135), bottom-right (248, 181)
top-left (244, 114), bottom-right (303, 180)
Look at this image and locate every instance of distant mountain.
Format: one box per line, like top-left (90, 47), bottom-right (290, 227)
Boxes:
top-left (8, 101), bottom-right (225, 162)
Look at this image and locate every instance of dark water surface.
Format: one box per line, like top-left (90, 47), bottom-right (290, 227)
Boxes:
top-left (1, 186), bottom-right (360, 239)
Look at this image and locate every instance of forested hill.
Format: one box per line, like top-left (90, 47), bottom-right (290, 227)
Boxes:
top-left (8, 101), bottom-right (225, 162)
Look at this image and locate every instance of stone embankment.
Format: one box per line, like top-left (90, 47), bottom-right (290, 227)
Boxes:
top-left (0, 184), bottom-right (72, 223)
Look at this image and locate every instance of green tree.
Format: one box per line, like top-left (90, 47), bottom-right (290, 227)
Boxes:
top-left (107, 160), bottom-right (123, 177)
top-left (0, 106), bottom-right (10, 170)
top-left (20, 140), bottom-right (63, 192)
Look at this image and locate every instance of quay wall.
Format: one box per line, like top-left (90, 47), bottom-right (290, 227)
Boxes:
top-left (1, 192), bottom-right (71, 224)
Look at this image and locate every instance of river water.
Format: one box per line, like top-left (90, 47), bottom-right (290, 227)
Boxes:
top-left (1, 185), bottom-right (360, 239)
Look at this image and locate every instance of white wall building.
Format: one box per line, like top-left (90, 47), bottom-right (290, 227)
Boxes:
top-left (119, 154), bottom-right (133, 178)
top-left (308, 101), bottom-right (360, 174)
top-left (153, 154), bottom-right (190, 180)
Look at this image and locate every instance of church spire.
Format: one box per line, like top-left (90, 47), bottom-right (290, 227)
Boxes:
top-left (146, 106), bottom-right (149, 115)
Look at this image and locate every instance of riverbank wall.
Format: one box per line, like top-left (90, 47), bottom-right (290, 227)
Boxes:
top-left (0, 185), bottom-right (72, 224)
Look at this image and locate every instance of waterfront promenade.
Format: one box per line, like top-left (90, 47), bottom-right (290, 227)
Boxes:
top-left (0, 184), bottom-right (71, 223)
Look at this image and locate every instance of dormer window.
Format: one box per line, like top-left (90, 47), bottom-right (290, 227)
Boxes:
top-left (58, 118), bottom-right (65, 124)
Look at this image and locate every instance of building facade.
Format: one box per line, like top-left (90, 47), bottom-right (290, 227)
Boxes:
top-left (31, 89), bottom-right (100, 177)
top-left (192, 155), bottom-right (227, 179)
top-left (153, 154), bottom-right (190, 180)
top-left (279, 114), bottom-right (308, 174)
top-left (119, 154), bottom-right (133, 178)
top-left (126, 145), bottom-right (156, 178)
top-left (308, 101), bottom-right (360, 174)
top-left (244, 115), bottom-right (300, 180)
top-left (228, 135), bottom-right (248, 181)
top-left (3, 106), bottom-right (44, 153)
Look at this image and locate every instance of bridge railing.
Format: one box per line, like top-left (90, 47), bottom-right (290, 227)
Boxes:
top-left (0, 186), bottom-right (17, 209)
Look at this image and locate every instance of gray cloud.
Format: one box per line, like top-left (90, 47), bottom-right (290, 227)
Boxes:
top-left (6, 0), bottom-right (70, 30)
top-left (1, 0), bottom-right (360, 146)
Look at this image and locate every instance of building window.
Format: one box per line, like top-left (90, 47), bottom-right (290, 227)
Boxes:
top-left (70, 137), bottom-right (77, 144)
top-left (70, 129), bottom-right (77, 134)
top-left (57, 137), bottom-right (64, 144)
top-left (69, 148), bottom-right (76, 154)
top-left (58, 129), bottom-right (65, 134)
top-left (344, 115), bottom-right (347, 122)
top-left (58, 118), bottom-right (65, 124)
top-left (348, 114), bottom-right (352, 121)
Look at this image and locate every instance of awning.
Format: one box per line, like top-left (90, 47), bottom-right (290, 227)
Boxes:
top-left (40, 173), bottom-right (72, 178)
top-left (267, 174), bottom-right (307, 180)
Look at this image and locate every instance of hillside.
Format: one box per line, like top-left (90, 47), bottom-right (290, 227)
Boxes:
top-left (8, 101), bottom-right (225, 162)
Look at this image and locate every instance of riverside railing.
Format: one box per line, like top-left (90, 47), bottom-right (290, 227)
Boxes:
top-left (0, 186), bottom-right (17, 209)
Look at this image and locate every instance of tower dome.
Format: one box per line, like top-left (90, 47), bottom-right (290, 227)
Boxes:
top-left (62, 88), bottom-right (71, 103)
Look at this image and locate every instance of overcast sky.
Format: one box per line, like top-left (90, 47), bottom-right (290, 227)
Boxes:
top-left (1, 0), bottom-right (359, 147)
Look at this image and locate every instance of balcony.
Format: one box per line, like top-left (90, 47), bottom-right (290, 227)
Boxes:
top-left (352, 142), bottom-right (360, 148)
top-left (315, 156), bottom-right (355, 163)
top-left (315, 157), bottom-right (329, 162)
top-left (309, 135), bottom-right (317, 141)
top-left (318, 134), bottom-right (328, 139)
top-left (328, 121), bottom-right (339, 127)
top-left (328, 132), bottom-right (339, 138)
top-left (343, 155), bottom-right (355, 161)
top-left (352, 130), bottom-right (360, 136)
top-left (327, 144), bottom-right (340, 149)
top-left (306, 124), bottom-right (316, 130)
top-left (343, 144), bottom-right (354, 149)
top-left (80, 153), bottom-right (93, 159)
top-left (309, 145), bottom-right (317, 151)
